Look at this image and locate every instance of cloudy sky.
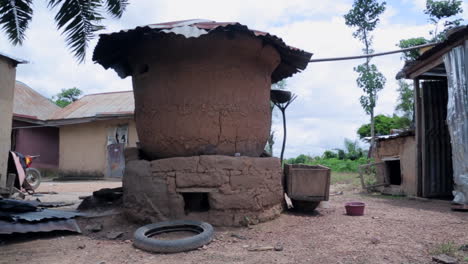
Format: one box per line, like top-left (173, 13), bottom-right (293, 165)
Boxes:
top-left (1, 0), bottom-right (467, 158)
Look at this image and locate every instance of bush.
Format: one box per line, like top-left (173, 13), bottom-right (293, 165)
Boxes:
top-left (285, 157), bottom-right (370, 173)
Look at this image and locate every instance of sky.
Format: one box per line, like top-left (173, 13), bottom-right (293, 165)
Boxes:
top-left (1, 0), bottom-right (467, 158)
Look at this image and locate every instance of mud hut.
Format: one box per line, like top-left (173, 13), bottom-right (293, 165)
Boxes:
top-left (93, 19), bottom-right (312, 225)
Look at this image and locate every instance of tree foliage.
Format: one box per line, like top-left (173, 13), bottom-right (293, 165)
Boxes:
top-left (397, 0), bottom-right (464, 59)
top-left (344, 0), bottom-right (386, 153)
top-left (286, 139), bottom-right (370, 172)
top-left (52, 87), bottom-right (83, 108)
top-left (0, 0), bottom-right (128, 62)
top-left (357, 114), bottom-right (411, 138)
top-left (355, 63), bottom-right (386, 115)
top-left (397, 37), bottom-right (429, 61)
top-left (395, 80), bottom-right (414, 120)
top-left (344, 0), bottom-right (386, 53)
top-left (425, 0), bottom-right (464, 41)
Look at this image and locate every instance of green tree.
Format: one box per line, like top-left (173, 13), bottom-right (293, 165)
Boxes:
top-left (344, 0), bottom-right (387, 154)
top-left (0, 0), bottom-right (128, 62)
top-left (395, 80), bottom-right (414, 120)
top-left (52, 87), bottom-right (83, 107)
top-left (397, 0), bottom-right (463, 61)
top-left (425, 0), bottom-right (463, 41)
top-left (397, 37), bottom-right (429, 61)
top-left (357, 114), bottom-right (411, 138)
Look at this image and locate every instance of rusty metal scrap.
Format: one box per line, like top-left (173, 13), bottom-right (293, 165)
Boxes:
top-left (0, 219), bottom-right (81, 234)
top-left (93, 19), bottom-right (313, 83)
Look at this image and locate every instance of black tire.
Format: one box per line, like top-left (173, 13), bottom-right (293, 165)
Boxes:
top-left (133, 220), bottom-right (214, 253)
top-left (25, 168), bottom-right (41, 190)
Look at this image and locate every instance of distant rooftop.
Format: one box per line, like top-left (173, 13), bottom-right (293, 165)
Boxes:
top-left (50, 90), bottom-right (134, 121)
top-left (14, 81), bottom-right (61, 120)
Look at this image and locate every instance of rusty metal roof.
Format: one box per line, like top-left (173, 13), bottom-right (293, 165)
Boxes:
top-left (50, 90), bottom-right (134, 120)
top-left (93, 19), bottom-right (313, 83)
top-left (397, 25), bottom-right (468, 79)
top-left (13, 81), bottom-right (61, 121)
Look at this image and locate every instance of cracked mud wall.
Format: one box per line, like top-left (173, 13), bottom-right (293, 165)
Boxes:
top-left (128, 32), bottom-right (281, 159)
top-left (123, 153), bottom-right (284, 226)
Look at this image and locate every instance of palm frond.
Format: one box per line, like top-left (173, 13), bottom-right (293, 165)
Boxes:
top-left (104, 0), bottom-right (128, 18)
top-left (48, 0), bottom-right (104, 62)
top-left (0, 0), bottom-right (33, 45)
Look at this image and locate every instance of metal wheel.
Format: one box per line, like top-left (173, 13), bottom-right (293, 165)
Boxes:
top-left (25, 168), bottom-right (41, 190)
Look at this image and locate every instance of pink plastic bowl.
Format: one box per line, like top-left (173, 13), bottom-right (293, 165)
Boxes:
top-left (345, 202), bottom-right (365, 216)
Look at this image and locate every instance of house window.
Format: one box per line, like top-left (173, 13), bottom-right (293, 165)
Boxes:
top-left (386, 160), bottom-right (402, 185)
top-left (182, 193), bottom-right (210, 214)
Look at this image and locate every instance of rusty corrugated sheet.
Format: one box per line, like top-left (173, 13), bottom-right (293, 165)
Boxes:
top-left (0, 219), bottom-right (81, 234)
top-left (13, 81), bottom-right (62, 121)
top-left (50, 91), bottom-right (134, 120)
top-left (93, 19), bottom-right (313, 83)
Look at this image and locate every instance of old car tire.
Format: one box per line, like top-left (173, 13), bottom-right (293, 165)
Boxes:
top-left (133, 220), bottom-right (214, 253)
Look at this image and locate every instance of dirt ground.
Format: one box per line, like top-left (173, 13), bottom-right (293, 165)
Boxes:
top-left (1, 180), bottom-right (467, 264)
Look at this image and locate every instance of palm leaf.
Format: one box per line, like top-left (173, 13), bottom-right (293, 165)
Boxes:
top-left (48, 0), bottom-right (104, 62)
top-left (0, 0), bottom-right (33, 45)
top-left (104, 0), bottom-right (128, 18)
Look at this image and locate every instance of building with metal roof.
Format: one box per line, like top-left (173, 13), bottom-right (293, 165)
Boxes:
top-left (13, 81), bottom-right (61, 122)
top-left (11, 84), bottom-right (137, 178)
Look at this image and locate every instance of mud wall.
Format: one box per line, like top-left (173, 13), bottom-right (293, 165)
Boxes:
top-left (123, 153), bottom-right (284, 226)
top-left (129, 32), bottom-right (281, 159)
top-left (0, 58), bottom-right (16, 188)
top-left (59, 119), bottom-right (138, 176)
top-left (373, 136), bottom-right (417, 196)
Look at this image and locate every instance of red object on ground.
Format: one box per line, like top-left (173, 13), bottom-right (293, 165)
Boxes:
top-left (345, 202), bottom-right (365, 216)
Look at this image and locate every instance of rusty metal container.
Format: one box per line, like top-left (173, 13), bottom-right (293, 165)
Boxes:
top-left (284, 164), bottom-right (331, 202)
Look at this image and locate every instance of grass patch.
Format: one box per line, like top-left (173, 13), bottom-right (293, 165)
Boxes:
top-left (331, 172), bottom-right (360, 186)
top-left (432, 241), bottom-right (458, 257)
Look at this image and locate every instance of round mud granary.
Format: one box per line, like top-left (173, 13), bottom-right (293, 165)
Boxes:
top-left (93, 19), bottom-right (312, 159)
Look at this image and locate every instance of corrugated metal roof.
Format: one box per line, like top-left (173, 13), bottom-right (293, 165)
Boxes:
top-left (93, 19), bottom-right (313, 83)
top-left (397, 25), bottom-right (468, 79)
top-left (51, 91), bottom-right (134, 120)
top-left (13, 81), bottom-right (61, 121)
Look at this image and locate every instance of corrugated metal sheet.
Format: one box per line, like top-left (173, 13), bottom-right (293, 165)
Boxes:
top-left (444, 42), bottom-right (468, 204)
top-left (50, 91), bottom-right (134, 120)
top-left (4, 209), bottom-right (82, 222)
top-left (13, 81), bottom-right (61, 121)
top-left (0, 219), bottom-right (81, 234)
top-left (422, 80), bottom-right (453, 198)
top-left (93, 19), bottom-right (313, 83)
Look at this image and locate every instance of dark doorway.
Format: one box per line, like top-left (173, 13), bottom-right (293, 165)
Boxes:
top-left (182, 193), bottom-right (210, 214)
top-left (386, 160), bottom-right (402, 185)
top-left (421, 80), bottom-right (453, 198)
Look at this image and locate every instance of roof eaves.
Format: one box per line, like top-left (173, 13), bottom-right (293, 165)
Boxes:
top-left (0, 51), bottom-right (27, 66)
top-left (398, 25), bottom-right (468, 79)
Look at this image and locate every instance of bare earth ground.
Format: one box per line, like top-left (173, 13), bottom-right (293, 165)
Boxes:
top-left (1, 177), bottom-right (467, 264)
